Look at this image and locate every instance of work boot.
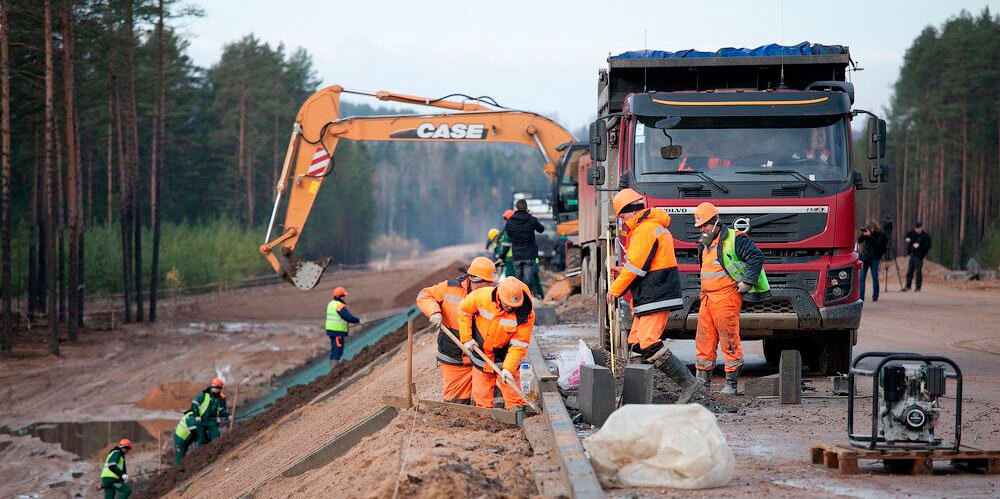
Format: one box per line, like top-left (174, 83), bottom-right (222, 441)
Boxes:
top-left (696, 369), bottom-right (712, 385)
top-left (329, 359), bottom-right (339, 370)
top-left (720, 368), bottom-right (741, 395)
top-left (657, 354), bottom-right (704, 404)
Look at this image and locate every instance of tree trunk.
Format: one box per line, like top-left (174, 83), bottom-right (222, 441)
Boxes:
top-left (149, 0), bottom-right (164, 322)
top-left (87, 132), bottom-right (93, 226)
top-left (62, 0), bottom-right (80, 341)
top-left (44, 0), bottom-right (59, 355)
top-left (0, 0), bottom-right (11, 351)
top-left (238, 83), bottom-right (246, 224)
top-left (124, 0), bottom-right (142, 322)
top-left (29, 130), bottom-right (39, 320)
top-left (115, 86), bottom-right (131, 322)
top-left (106, 97), bottom-right (112, 226)
top-left (956, 108), bottom-right (968, 267)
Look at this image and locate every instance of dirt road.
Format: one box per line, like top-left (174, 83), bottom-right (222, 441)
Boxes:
top-left (0, 244), bottom-right (478, 498)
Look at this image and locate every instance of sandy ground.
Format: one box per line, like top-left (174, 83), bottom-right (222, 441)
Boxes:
top-left (0, 244), bottom-right (479, 499)
top-left (537, 282), bottom-right (1000, 497)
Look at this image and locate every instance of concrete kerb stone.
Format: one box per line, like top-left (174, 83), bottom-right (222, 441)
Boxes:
top-left (779, 350), bottom-right (802, 404)
top-left (579, 365), bottom-right (614, 427)
top-left (542, 392), bottom-right (605, 499)
top-left (745, 373), bottom-right (780, 397)
top-left (622, 364), bottom-right (654, 405)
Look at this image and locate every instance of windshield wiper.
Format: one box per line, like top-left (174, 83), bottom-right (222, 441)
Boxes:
top-left (646, 170), bottom-right (729, 194)
top-left (734, 170), bottom-right (825, 193)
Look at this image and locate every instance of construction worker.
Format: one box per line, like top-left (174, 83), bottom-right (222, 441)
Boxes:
top-left (493, 210), bottom-right (515, 277)
top-left (326, 286), bottom-right (360, 366)
top-left (606, 188), bottom-right (703, 404)
top-left (486, 228), bottom-right (500, 253)
top-left (100, 439), bottom-right (132, 498)
top-left (191, 378), bottom-right (229, 445)
top-left (693, 201), bottom-right (768, 395)
top-left (173, 410), bottom-right (198, 466)
top-left (458, 277), bottom-right (535, 409)
top-left (416, 257), bottom-right (498, 404)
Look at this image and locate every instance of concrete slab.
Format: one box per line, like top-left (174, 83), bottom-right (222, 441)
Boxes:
top-left (745, 373), bottom-right (780, 397)
top-left (622, 365), bottom-right (654, 405)
top-left (579, 365), bottom-right (614, 426)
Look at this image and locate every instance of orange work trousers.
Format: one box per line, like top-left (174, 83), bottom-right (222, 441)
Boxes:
top-left (439, 362), bottom-right (473, 404)
top-left (472, 367), bottom-right (524, 409)
top-left (627, 309), bottom-right (671, 350)
top-left (695, 290), bottom-right (744, 373)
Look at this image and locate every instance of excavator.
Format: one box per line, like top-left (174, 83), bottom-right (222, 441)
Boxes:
top-left (260, 85), bottom-right (576, 289)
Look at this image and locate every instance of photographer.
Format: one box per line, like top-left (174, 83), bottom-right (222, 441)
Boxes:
top-left (858, 221), bottom-right (888, 302)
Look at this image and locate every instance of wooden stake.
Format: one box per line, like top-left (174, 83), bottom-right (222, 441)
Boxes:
top-left (406, 319), bottom-right (414, 409)
top-left (230, 377), bottom-right (239, 430)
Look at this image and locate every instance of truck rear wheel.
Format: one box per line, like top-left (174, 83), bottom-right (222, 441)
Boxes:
top-left (813, 330), bottom-right (853, 375)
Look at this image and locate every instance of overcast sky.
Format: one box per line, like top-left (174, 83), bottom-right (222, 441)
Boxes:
top-left (178, 0), bottom-right (997, 133)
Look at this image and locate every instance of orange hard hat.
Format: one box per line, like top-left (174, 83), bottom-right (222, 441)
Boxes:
top-left (693, 202), bottom-right (719, 227)
top-left (332, 287), bottom-right (349, 297)
top-left (211, 378), bottom-right (224, 388)
top-left (497, 277), bottom-right (529, 308)
top-left (612, 188), bottom-right (644, 216)
top-left (118, 439), bottom-right (132, 448)
top-left (467, 257), bottom-right (498, 282)
top-left (502, 209), bottom-right (514, 220)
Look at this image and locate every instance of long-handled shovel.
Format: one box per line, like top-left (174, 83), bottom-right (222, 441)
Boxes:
top-left (438, 326), bottom-right (541, 413)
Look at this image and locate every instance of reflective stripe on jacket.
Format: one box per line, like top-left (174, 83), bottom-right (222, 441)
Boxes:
top-left (416, 276), bottom-right (472, 365)
top-left (101, 448), bottom-right (126, 480)
top-left (609, 207), bottom-right (683, 316)
top-left (457, 285), bottom-right (534, 373)
top-left (699, 226), bottom-right (769, 301)
top-left (325, 300), bottom-right (349, 332)
top-left (192, 391), bottom-right (228, 419)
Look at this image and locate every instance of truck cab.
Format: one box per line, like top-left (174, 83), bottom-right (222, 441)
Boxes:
top-left (586, 44), bottom-right (887, 374)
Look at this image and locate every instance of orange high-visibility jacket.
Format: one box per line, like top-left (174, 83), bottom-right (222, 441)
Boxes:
top-left (416, 276), bottom-right (472, 366)
top-left (609, 207), bottom-right (683, 316)
top-left (457, 284), bottom-right (534, 373)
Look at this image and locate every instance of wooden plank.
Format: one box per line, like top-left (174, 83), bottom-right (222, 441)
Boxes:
top-left (542, 392), bottom-right (605, 499)
top-left (811, 442), bottom-right (1000, 475)
top-left (416, 398), bottom-right (524, 426)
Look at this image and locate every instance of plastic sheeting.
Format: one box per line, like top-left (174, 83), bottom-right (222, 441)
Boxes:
top-left (615, 42), bottom-right (847, 60)
top-left (583, 404), bottom-right (735, 489)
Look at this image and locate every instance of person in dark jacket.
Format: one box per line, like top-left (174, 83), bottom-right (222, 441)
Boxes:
top-left (903, 222), bottom-right (932, 292)
top-left (505, 199), bottom-right (545, 296)
top-left (191, 378), bottom-right (229, 445)
top-left (858, 221), bottom-right (889, 302)
top-left (325, 287), bottom-right (361, 366)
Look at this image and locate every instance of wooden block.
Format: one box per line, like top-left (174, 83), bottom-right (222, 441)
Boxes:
top-left (810, 446), bottom-right (825, 464)
top-left (838, 454), bottom-right (859, 475)
top-left (824, 450), bottom-right (839, 469)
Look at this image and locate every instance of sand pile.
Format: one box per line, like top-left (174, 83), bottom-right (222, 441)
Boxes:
top-left (135, 382), bottom-right (204, 411)
top-left (556, 293), bottom-right (597, 323)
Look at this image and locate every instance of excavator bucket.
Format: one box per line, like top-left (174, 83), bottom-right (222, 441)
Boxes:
top-left (278, 250), bottom-right (332, 291)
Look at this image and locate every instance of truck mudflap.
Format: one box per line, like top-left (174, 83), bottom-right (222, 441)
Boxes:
top-left (664, 288), bottom-right (861, 338)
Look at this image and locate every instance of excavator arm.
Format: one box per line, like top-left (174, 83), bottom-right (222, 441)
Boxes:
top-left (260, 85), bottom-right (575, 289)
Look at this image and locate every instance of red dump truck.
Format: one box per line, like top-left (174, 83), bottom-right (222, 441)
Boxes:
top-left (582, 43), bottom-right (887, 374)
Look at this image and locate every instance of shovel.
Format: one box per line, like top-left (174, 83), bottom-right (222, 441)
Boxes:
top-left (438, 326), bottom-right (541, 413)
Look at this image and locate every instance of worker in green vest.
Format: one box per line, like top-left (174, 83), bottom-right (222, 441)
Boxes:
top-left (191, 378), bottom-right (229, 445)
top-left (173, 410), bottom-right (198, 466)
top-left (326, 286), bottom-right (360, 367)
top-left (100, 439), bottom-right (132, 498)
top-left (493, 210), bottom-right (515, 277)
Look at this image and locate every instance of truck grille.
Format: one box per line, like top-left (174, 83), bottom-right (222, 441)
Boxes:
top-left (672, 212), bottom-right (827, 244)
top-left (690, 298), bottom-right (796, 314)
top-left (681, 271), bottom-right (818, 293)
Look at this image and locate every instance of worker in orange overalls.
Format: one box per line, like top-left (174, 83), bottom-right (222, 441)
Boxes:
top-left (457, 277), bottom-right (534, 409)
top-left (416, 257), bottom-right (498, 405)
top-left (606, 188), bottom-right (703, 404)
top-left (693, 202), bottom-right (769, 395)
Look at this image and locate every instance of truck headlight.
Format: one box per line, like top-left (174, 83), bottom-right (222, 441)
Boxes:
top-left (825, 266), bottom-right (854, 305)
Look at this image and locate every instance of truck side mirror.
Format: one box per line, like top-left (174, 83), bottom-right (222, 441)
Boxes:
top-left (589, 120), bottom-right (608, 163)
top-left (587, 165), bottom-right (606, 186)
top-left (866, 116), bottom-right (886, 160)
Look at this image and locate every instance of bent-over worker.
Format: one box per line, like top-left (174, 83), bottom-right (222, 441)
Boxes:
top-left (173, 410), bottom-right (198, 466)
top-left (693, 202), bottom-right (768, 395)
top-left (458, 277), bottom-right (535, 409)
top-left (100, 439), bottom-right (132, 499)
top-left (606, 188), bottom-right (703, 404)
top-left (326, 286), bottom-right (361, 366)
top-left (192, 378), bottom-right (229, 445)
top-left (416, 257), bottom-right (498, 404)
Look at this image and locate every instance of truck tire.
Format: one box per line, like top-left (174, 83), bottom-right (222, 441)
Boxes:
top-left (762, 338), bottom-right (790, 366)
top-left (813, 330), bottom-right (852, 375)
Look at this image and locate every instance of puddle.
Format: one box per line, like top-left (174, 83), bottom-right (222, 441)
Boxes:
top-left (1, 419), bottom-right (174, 459)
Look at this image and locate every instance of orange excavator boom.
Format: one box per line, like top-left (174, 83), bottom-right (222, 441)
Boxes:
top-left (261, 85), bottom-right (575, 289)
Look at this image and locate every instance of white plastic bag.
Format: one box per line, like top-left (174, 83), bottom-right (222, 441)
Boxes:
top-left (583, 404), bottom-right (734, 489)
top-left (556, 340), bottom-right (595, 390)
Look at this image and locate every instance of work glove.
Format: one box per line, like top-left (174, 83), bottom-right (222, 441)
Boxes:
top-left (121, 474), bottom-right (129, 481)
top-left (737, 282), bottom-right (751, 294)
top-left (499, 369), bottom-right (515, 387)
top-left (194, 416), bottom-right (201, 422)
top-left (428, 313), bottom-right (442, 328)
top-left (462, 340), bottom-right (478, 352)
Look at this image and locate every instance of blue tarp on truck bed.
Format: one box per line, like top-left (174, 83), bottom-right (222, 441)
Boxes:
top-left (615, 42), bottom-right (847, 60)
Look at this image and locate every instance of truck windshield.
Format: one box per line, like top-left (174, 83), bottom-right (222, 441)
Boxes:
top-left (633, 115), bottom-right (849, 183)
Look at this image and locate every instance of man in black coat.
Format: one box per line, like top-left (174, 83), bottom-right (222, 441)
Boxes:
top-left (505, 199), bottom-right (545, 297)
top-left (903, 222), bottom-right (932, 292)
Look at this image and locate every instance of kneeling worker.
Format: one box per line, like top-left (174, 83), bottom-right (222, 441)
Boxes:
top-left (458, 277), bottom-right (534, 409)
top-left (693, 202), bottom-right (768, 395)
top-left (173, 410), bottom-right (198, 466)
top-left (606, 188), bottom-right (703, 404)
top-left (192, 378), bottom-right (229, 445)
top-left (100, 439), bottom-right (132, 498)
top-left (416, 256), bottom-right (498, 404)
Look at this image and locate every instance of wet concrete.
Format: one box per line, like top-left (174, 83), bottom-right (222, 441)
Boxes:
top-left (1, 419), bottom-right (173, 459)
